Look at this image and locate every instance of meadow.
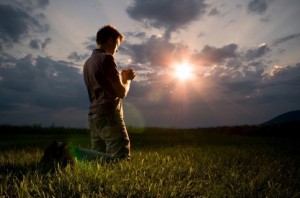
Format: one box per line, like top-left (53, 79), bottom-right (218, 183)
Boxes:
top-left (0, 125), bottom-right (299, 197)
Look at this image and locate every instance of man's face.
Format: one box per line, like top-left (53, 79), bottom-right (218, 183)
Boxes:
top-left (107, 37), bottom-right (120, 55)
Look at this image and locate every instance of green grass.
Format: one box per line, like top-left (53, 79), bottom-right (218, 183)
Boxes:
top-left (1, 126), bottom-right (300, 197)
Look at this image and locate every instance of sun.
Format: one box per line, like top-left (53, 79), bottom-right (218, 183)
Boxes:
top-left (173, 62), bottom-right (193, 81)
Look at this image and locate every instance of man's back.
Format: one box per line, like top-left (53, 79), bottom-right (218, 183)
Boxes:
top-left (83, 49), bottom-right (120, 116)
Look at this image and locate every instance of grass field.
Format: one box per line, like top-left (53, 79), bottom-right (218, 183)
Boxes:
top-left (0, 125), bottom-right (300, 197)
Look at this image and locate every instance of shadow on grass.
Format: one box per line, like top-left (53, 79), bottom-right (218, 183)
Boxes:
top-left (0, 162), bottom-right (42, 178)
top-left (0, 160), bottom-right (69, 179)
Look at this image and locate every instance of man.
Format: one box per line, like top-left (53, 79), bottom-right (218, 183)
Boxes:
top-left (81, 25), bottom-right (135, 162)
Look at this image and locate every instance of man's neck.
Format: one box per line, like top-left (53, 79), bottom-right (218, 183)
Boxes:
top-left (97, 44), bottom-right (107, 51)
top-left (98, 45), bottom-right (114, 55)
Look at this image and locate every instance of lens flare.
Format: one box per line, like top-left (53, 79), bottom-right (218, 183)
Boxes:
top-left (173, 62), bottom-right (193, 81)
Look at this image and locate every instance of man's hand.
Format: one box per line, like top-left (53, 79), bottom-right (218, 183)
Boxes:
top-left (121, 68), bottom-right (136, 83)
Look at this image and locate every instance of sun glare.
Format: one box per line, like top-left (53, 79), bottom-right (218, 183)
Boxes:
top-left (173, 62), bottom-right (193, 81)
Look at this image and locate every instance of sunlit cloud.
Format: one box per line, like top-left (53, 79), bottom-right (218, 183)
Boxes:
top-left (270, 65), bottom-right (284, 76)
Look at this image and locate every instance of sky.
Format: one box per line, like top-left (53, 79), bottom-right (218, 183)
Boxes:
top-left (0, 0), bottom-right (300, 128)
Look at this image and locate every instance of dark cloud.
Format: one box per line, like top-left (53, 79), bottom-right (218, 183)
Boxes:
top-left (208, 8), bottom-right (220, 16)
top-left (10, 0), bottom-right (50, 10)
top-left (254, 64), bottom-right (300, 107)
top-left (0, 2), bottom-right (49, 46)
top-left (273, 33), bottom-right (300, 46)
top-left (34, 0), bottom-right (49, 9)
top-left (29, 39), bottom-right (40, 49)
top-left (191, 43), bottom-right (270, 67)
top-left (208, 62), bottom-right (265, 98)
top-left (41, 37), bottom-right (51, 49)
top-left (0, 4), bottom-right (32, 42)
top-left (29, 37), bottom-right (51, 50)
top-left (266, 64), bottom-right (300, 85)
top-left (192, 44), bottom-right (238, 66)
top-left (0, 55), bottom-right (87, 111)
top-left (67, 51), bottom-right (89, 62)
top-left (126, 0), bottom-right (207, 38)
top-left (0, 54), bottom-right (89, 127)
top-left (83, 36), bottom-right (96, 51)
top-left (243, 43), bottom-right (270, 61)
top-left (247, 0), bottom-right (270, 14)
top-left (1, 47), bottom-right (299, 128)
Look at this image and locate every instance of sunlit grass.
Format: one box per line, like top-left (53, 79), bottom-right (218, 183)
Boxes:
top-left (1, 142), bottom-right (299, 197)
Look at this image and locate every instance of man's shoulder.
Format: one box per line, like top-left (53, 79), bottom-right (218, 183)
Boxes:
top-left (91, 49), bottom-right (107, 59)
top-left (90, 50), bottom-right (115, 63)
top-left (102, 53), bottom-right (115, 63)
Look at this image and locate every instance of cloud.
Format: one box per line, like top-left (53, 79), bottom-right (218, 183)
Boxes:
top-left (41, 37), bottom-right (51, 49)
top-left (0, 4), bottom-right (32, 42)
top-left (67, 51), bottom-right (89, 62)
top-left (243, 43), bottom-right (270, 61)
top-left (126, 0), bottom-right (207, 38)
top-left (29, 37), bottom-right (51, 50)
top-left (273, 33), bottom-right (300, 46)
top-left (120, 34), bottom-right (299, 127)
top-left (124, 31), bottom-right (147, 40)
top-left (208, 8), bottom-right (220, 16)
top-left (0, 53), bottom-right (89, 127)
top-left (123, 37), bottom-right (269, 70)
top-left (31, 0), bottom-right (49, 9)
top-left (9, 0), bottom-right (50, 10)
top-left (127, 60), bottom-right (300, 127)
top-left (0, 2), bottom-right (49, 46)
top-left (253, 64), bottom-right (300, 106)
top-left (1, 45), bottom-right (299, 128)
top-left (191, 43), bottom-right (270, 68)
top-left (197, 32), bottom-right (205, 38)
top-left (121, 38), bottom-right (298, 124)
top-left (208, 62), bottom-right (265, 97)
top-left (83, 36), bottom-right (96, 51)
top-left (266, 63), bottom-right (300, 84)
top-left (247, 0), bottom-right (270, 14)
top-left (192, 44), bottom-right (238, 66)
top-left (122, 35), bottom-right (177, 66)
top-left (29, 39), bottom-right (40, 50)
top-left (0, 55), bottom-right (87, 111)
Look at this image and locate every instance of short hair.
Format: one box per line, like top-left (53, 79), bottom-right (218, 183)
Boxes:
top-left (96, 25), bottom-right (124, 45)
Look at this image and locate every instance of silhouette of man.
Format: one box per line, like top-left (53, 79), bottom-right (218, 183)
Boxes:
top-left (80, 25), bottom-right (135, 163)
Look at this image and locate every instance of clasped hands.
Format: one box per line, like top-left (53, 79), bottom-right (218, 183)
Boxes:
top-left (121, 68), bottom-right (136, 82)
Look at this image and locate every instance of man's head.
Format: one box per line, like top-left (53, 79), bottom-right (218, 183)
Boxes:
top-left (96, 25), bottom-right (124, 55)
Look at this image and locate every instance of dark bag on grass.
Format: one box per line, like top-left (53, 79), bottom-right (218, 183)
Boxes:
top-left (40, 140), bottom-right (74, 171)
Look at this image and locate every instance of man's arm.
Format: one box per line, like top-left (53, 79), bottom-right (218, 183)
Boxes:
top-left (111, 78), bottom-right (131, 99)
top-left (103, 55), bottom-right (135, 99)
top-left (112, 69), bottom-right (135, 99)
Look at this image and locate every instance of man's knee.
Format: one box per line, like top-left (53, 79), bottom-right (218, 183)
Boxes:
top-left (106, 137), bottom-right (130, 159)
